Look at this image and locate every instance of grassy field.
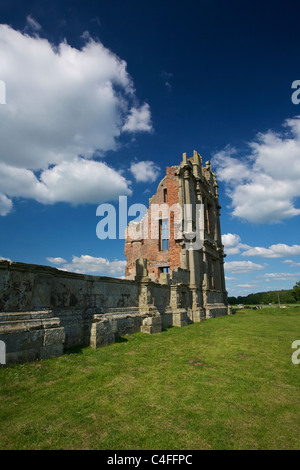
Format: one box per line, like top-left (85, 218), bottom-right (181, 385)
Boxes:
top-left (0, 307), bottom-right (300, 450)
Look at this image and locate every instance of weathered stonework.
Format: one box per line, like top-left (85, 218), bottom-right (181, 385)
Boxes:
top-left (125, 151), bottom-right (230, 320)
top-left (0, 151), bottom-right (230, 365)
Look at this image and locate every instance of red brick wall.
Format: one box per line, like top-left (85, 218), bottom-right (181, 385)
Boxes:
top-left (125, 166), bottom-right (182, 281)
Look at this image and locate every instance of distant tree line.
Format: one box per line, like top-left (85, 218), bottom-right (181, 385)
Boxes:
top-left (228, 281), bottom-right (300, 305)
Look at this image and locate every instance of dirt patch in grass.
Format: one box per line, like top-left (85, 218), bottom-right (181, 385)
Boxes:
top-left (188, 357), bottom-right (206, 367)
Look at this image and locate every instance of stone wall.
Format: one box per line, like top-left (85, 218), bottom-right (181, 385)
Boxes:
top-left (0, 260), bottom-right (140, 312)
top-left (0, 259), bottom-right (229, 365)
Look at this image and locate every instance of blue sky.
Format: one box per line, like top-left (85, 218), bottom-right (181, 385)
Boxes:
top-left (0, 0), bottom-right (299, 296)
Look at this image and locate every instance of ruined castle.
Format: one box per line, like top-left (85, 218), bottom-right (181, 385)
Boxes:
top-left (0, 151), bottom-right (230, 365)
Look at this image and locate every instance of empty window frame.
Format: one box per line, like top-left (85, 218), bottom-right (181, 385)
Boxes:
top-left (159, 219), bottom-right (169, 250)
top-left (163, 188), bottom-right (167, 203)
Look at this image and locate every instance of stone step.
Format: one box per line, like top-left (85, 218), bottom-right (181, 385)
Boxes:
top-left (103, 307), bottom-right (139, 312)
top-left (0, 314), bottom-right (61, 335)
top-left (102, 307), bottom-right (139, 316)
top-left (0, 310), bottom-right (53, 322)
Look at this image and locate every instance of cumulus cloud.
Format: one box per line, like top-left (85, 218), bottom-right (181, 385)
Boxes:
top-left (242, 243), bottom-right (300, 258)
top-left (222, 233), bottom-right (300, 259)
top-left (130, 160), bottom-right (161, 183)
top-left (122, 103), bottom-right (153, 133)
top-left (0, 23), bottom-right (152, 214)
top-left (212, 117), bottom-right (300, 223)
top-left (0, 194), bottom-right (13, 216)
top-left (222, 233), bottom-right (250, 255)
top-left (224, 261), bottom-right (265, 273)
top-left (48, 254), bottom-right (127, 276)
top-left (0, 158), bottom-right (132, 207)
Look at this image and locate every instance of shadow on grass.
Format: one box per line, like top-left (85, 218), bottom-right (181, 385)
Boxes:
top-left (161, 326), bottom-right (174, 332)
top-left (64, 346), bottom-right (85, 355)
top-left (114, 336), bottom-right (128, 343)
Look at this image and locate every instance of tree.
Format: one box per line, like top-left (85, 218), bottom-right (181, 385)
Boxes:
top-left (292, 281), bottom-right (300, 302)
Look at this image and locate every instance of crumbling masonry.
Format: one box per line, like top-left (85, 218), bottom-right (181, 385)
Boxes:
top-left (0, 151), bottom-right (230, 364)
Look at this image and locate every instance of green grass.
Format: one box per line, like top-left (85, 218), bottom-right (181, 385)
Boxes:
top-left (1, 307), bottom-right (300, 450)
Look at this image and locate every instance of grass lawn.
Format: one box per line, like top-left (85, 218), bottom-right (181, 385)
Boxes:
top-left (0, 307), bottom-right (300, 450)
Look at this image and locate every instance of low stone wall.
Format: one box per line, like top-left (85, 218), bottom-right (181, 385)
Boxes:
top-left (0, 310), bottom-right (65, 364)
top-left (0, 260), bottom-right (140, 312)
top-left (0, 260), bottom-right (229, 365)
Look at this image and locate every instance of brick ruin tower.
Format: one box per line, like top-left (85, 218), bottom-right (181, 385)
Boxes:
top-left (125, 150), bottom-right (230, 320)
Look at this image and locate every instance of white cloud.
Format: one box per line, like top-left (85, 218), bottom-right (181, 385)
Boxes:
top-left (283, 259), bottom-right (300, 267)
top-left (122, 103), bottom-right (153, 133)
top-left (130, 160), bottom-right (161, 183)
top-left (26, 14), bottom-right (42, 31)
top-left (222, 233), bottom-right (300, 259)
top-left (0, 193), bottom-right (13, 215)
top-left (47, 257), bottom-right (67, 264)
top-left (259, 272), bottom-right (300, 281)
top-left (161, 71), bottom-right (173, 91)
top-left (0, 256), bottom-right (11, 261)
top-left (51, 254), bottom-right (127, 276)
top-left (212, 146), bottom-right (252, 183)
top-left (40, 159), bottom-right (132, 204)
top-left (237, 284), bottom-right (255, 288)
top-left (0, 158), bottom-right (132, 205)
top-left (212, 117), bottom-right (300, 223)
top-left (242, 243), bottom-right (300, 258)
top-left (222, 233), bottom-right (250, 255)
top-left (0, 24), bottom-right (152, 214)
top-left (224, 261), bottom-right (265, 273)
